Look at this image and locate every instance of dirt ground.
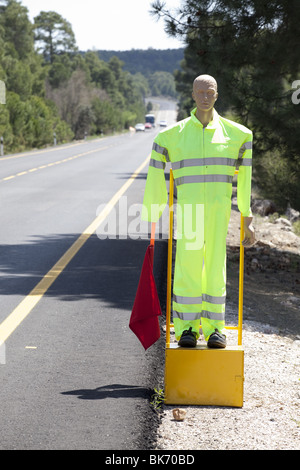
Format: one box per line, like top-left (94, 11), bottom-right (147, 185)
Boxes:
top-left (226, 195), bottom-right (300, 338)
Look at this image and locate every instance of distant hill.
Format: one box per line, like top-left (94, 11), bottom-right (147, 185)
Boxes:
top-left (96, 48), bottom-right (184, 75)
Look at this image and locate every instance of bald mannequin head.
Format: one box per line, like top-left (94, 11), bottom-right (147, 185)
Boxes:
top-left (192, 74), bottom-right (218, 125)
top-left (193, 74), bottom-right (218, 90)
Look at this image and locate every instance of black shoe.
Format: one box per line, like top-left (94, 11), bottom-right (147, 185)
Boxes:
top-left (178, 327), bottom-right (197, 348)
top-left (207, 329), bottom-right (226, 349)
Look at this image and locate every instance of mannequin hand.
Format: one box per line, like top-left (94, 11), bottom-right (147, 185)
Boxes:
top-left (242, 216), bottom-right (255, 247)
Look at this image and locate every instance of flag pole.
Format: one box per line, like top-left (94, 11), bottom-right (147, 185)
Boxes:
top-left (149, 222), bottom-right (156, 266)
top-left (150, 222), bottom-right (156, 246)
top-left (166, 169), bottom-right (174, 347)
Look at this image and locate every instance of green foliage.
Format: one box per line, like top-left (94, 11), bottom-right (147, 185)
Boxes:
top-left (46, 53), bottom-right (146, 138)
top-left (23, 95), bottom-right (53, 148)
top-left (5, 90), bottom-right (73, 151)
top-left (96, 48), bottom-right (184, 75)
top-left (0, 0), bottom-right (34, 59)
top-left (96, 49), bottom-right (181, 98)
top-left (148, 71), bottom-right (177, 97)
top-left (293, 221), bottom-right (300, 237)
top-left (0, 100), bottom-right (13, 148)
top-left (47, 54), bottom-right (75, 88)
top-left (33, 10), bottom-right (77, 64)
top-left (0, 0), bottom-right (73, 151)
top-left (0, 1), bottom-right (178, 152)
top-left (2, 57), bottom-right (33, 100)
top-left (256, 150), bottom-right (300, 212)
top-left (146, 101), bottom-right (153, 113)
top-left (150, 388), bottom-right (165, 411)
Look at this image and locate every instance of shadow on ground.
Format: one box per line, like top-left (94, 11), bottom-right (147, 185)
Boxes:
top-left (0, 235), bottom-right (168, 313)
top-left (61, 383), bottom-right (152, 400)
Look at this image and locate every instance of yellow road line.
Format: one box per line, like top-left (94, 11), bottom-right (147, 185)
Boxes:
top-left (0, 154), bottom-right (150, 344)
top-left (0, 145), bottom-right (111, 183)
top-left (3, 175), bottom-right (15, 181)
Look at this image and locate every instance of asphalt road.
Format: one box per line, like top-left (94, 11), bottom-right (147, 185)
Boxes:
top-left (0, 100), bottom-right (177, 450)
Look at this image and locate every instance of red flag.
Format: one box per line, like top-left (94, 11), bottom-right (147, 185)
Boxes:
top-left (129, 244), bottom-right (161, 350)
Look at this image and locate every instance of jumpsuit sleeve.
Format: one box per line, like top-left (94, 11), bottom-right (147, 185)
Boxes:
top-left (237, 132), bottom-right (253, 217)
top-left (141, 136), bottom-right (169, 223)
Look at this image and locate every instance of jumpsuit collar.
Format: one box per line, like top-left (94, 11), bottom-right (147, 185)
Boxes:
top-left (190, 107), bottom-right (219, 129)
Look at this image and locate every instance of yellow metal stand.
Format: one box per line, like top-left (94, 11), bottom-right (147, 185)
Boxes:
top-left (164, 169), bottom-right (245, 407)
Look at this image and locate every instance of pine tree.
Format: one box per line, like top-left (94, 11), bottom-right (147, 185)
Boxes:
top-left (34, 11), bottom-right (77, 64)
top-left (151, 0), bottom-right (300, 210)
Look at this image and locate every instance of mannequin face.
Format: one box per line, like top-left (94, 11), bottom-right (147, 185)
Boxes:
top-left (192, 75), bottom-right (218, 112)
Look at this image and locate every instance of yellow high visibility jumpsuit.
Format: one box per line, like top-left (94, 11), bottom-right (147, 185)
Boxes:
top-left (142, 108), bottom-right (253, 341)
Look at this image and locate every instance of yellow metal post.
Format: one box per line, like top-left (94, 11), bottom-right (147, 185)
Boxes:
top-left (238, 214), bottom-right (244, 346)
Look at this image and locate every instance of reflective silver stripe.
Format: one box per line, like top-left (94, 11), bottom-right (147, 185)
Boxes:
top-left (172, 157), bottom-right (236, 170)
top-left (149, 158), bottom-right (166, 170)
top-left (240, 158), bottom-right (252, 167)
top-left (201, 310), bottom-right (225, 321)
top-left (173, 310), bottom-right (202, 321)
top-left (238, 141), bottom-right (252, 159)
top-left (173, 310), bottom-right (225, 321)
top-left (202, 294), bottom-right (226, 305)
top-left (174, 294), bottom-right (202, 304)
top-left (152, 142), bottom-right (170, 162)
top-left (174, 174), bottom-right (233, 186)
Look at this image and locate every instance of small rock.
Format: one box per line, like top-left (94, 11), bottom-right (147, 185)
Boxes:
top-left (274, 217), bottom-right (292, 228)
top-left (250, 258), bottom-right (259, 270)
top-left (172, 408), bottom-right (187, 421)
top-left (285, 205), bottom-right (300, 223)
top-left (286, 296), bottom-right (300, 306)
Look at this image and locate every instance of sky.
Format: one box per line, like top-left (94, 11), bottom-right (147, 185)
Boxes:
top-left (20, 0), bottom-right (184, 51)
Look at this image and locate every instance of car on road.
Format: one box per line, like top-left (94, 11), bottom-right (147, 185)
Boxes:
top-left (135, 123), bottom-right (145, 132)
top-left (144, 122), bottom-right (152, 130)
top-left (159, 120), bottom-right (167, 127)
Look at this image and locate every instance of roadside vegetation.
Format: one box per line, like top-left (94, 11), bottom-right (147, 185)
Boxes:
top-left (0, 0), bottom-right (179, 153)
